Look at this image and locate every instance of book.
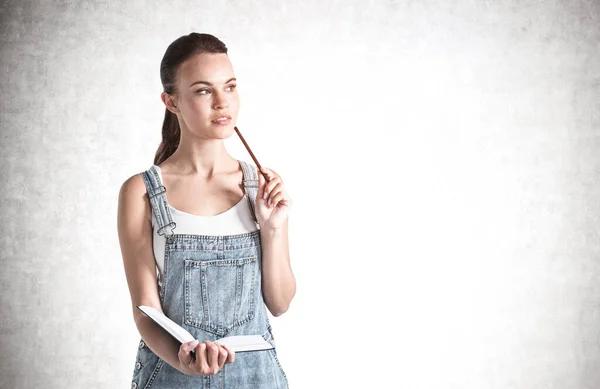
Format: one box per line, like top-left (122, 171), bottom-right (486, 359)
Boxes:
top-left (136, 305), bottom-right (274, 353)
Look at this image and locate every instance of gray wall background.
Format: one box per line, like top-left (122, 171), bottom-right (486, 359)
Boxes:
top-left (1, 0), bottom-right (599, 388)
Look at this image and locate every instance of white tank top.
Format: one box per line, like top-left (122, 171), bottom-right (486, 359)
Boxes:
top-left (151, 165), bottom-right (259, 287)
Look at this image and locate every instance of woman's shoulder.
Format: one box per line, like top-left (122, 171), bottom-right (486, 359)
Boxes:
top-left (119, 163), bottom-right (162, 202)
top-left (119, 171), bottom-right (149, 201)
top-left (118, 170), bottom-right (153, 224)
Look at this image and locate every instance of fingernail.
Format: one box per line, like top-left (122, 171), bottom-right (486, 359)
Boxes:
top-left (263, 192), bottom-right (267, 200)
top-left (188, 340), bottom-right (199, 349)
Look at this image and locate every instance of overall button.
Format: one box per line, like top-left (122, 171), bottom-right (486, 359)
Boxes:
top-left (131, 382), bottom-right (138, 389)
top-left (139, 341), bottom-right (145, 349)
top-left (135, 361), bottom-right (141, 370)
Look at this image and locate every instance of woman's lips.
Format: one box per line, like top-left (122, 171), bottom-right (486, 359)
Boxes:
top-left (211, 118), bottom-right (231, 126)
top-left (211, 116), bottom-right (231, 126)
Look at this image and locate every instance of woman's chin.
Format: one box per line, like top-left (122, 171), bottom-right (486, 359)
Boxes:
top-left (204, 125), bottom-right (236, 139)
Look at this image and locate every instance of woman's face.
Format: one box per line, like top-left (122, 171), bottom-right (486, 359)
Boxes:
top-left (171, 53), bottom-right (239, 140)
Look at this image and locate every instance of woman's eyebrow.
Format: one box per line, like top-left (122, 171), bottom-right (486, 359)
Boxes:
top-left (189, 77), bottom-right (236, 88)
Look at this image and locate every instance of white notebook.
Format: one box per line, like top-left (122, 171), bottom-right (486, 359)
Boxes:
top-left (137, 305), bottom-right (274, 353)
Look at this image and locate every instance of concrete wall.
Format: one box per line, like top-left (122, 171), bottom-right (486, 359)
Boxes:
top-left (1, 0), bottom-right (598, 387)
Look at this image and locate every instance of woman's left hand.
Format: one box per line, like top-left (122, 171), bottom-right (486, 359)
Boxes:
top-left (256, 167), bottom-right (292, 231)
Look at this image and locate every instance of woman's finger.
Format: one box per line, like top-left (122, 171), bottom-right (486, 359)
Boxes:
top-left (263, 177), bottom-right (281, 200)
top-left (261, 167), bottom-right (280, 181)
top-left (265, 181), bottom-right (283, 204)
top-left (259, 167), bottom-right (273, 184)
top-left (194, 342), bottom-right (210, 374)
top-left (221, 344), bottom-right (235, 364)
top-left (266, 183), bottom-right (284, 206)
top-left (205, 341), bottom-right (220, 375)
top-left (178, 340), bottom-right (198, 369)
top-left (216, 344), bottom-right (228, 369)
top-left (270, 190), bottom-right (288, 208)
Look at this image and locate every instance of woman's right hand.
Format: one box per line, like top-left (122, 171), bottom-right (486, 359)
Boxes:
top-left (177, 339), bottom-right (236, 376)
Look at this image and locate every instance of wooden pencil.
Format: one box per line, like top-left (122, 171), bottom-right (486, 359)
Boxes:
top-left (234, 126), bottom-right (271, 182)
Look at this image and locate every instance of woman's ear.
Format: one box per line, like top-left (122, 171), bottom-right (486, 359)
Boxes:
top-left (161, 92), bottom-right (178, 113)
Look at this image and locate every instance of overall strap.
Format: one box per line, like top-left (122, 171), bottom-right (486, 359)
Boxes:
top-left (239, 160), bottom-right (260, 226)
top-left (140, 166), bottom-right (176, 238)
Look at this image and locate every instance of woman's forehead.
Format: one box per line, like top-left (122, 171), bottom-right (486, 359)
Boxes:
top-left (179, 53), bottom-right (235, 84)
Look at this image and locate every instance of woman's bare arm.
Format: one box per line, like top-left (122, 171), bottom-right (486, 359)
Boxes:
top-left (260, 218), bottom-right (296, 316)
top-left (117, 173), bottom-right (185, 373)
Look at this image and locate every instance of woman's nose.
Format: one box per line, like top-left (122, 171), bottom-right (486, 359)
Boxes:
top-left (213, 92), bottom-right (229, 110)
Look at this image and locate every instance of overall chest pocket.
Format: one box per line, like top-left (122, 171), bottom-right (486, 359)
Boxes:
top-left (184, 255), bottom-right (257, 336)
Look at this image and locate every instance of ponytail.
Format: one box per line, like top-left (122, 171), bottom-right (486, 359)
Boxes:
top-left (154, 107), bottom-right (181, 165)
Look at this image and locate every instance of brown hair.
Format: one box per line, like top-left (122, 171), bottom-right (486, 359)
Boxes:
top-left (154, 33), bottom-right (228, 165)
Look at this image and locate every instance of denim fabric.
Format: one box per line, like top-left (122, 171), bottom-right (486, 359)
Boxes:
top-left (131, 160), bottom-right (289, 389)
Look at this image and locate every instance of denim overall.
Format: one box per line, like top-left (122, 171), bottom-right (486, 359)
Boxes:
top-left (130, 160), bottom-right (289, 389)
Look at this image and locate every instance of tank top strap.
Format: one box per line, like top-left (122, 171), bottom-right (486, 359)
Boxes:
top-left (239, 160), bottom-right (260, 227)
top-left (140, 166), bottom-right (176, 237)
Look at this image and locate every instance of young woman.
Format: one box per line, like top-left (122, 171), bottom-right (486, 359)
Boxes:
top-left (117, 32), bottom-right (295, 389)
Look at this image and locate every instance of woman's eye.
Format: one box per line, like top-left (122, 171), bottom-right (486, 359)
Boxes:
top-left (196, 89), bottom-right (210, 95)
top-left (226, 84), bottom-right (237, 91)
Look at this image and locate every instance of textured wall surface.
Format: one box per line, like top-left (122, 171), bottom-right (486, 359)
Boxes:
top-left (1, 0), bottom-right (599, 388)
